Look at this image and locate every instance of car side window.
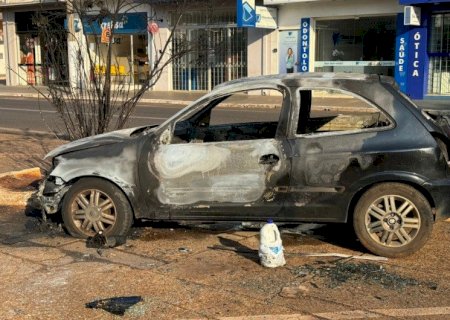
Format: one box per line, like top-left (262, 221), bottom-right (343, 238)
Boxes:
top-left (172, 89), bottom-right (284, 143)
top-left (296, 89), bottom-right (391, 135)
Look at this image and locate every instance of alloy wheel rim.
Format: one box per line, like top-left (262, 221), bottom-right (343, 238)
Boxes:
top-left (364, 195), bottom-right (421, 248)
top-left (70, 189), bottom-right (117, 235)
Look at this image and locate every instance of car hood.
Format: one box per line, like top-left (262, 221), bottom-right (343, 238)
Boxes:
top-left (45, 126), bottom-right (155, 159)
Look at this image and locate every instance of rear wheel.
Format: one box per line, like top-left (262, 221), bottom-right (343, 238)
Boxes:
top-left (61, 178), bottom-right (133, 238)
top-left (353, 183), bottom-right (433, 258)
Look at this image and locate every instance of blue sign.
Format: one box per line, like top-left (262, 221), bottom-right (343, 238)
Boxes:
top-left (237, 0), bottom-right (256, 27)
top-left (394, 13), bottom-right (428, 99)
top-left (299, 18), bottom-right (310, 72)
top-left (407, 27), bottom-right (427, 99)
top-left (395, 14), bottom-right (409, 93)
top-left (83, 12), bottom-right (147, 35)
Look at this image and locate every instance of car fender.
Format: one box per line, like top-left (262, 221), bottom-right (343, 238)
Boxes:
top-left (345, 171), bottom-right (434, 220)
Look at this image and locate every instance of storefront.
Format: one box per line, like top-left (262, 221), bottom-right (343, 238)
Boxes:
top-left (396, 0), bottom-right (450, 98)
top-left (1, 2), bottom-right (67, 86)
top-left (268, 0), bottom-right (450, 99)
top-left (82, 12), bottom-right (149, 86)
top-left (269, 0), bottom-right (402, 77)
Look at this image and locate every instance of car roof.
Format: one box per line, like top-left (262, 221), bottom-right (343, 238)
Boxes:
top-left (213, 72), bottom-right (395, 90)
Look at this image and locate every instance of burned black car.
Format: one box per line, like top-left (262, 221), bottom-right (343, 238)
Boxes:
top-left (39, 73), bottom-right (450, 257)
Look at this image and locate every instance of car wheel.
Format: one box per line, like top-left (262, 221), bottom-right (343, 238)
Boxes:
top-left (61, 178), bottom-right (133, 238)
top-left (353, 183), bottom-right (433, 258)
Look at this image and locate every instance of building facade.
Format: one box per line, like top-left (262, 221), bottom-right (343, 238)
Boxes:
top-left (265, 0), bottom-right (450, 99)
top-left (1, 0), bottom-right (67, 86)
top-left (396, 0), bottom-right (450, 98)
top-left (0, 0), bottom-right (275, 92)
top-left (1, 0), bottom-right (448, 99)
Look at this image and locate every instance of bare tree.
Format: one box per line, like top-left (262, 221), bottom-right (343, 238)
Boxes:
top-left (28, 0), bottom-right (213, 140)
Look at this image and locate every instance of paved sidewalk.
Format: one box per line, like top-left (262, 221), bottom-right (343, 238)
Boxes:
top-left (0, 84), bottom-right (448, 110)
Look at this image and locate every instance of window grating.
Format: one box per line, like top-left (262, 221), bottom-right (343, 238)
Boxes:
top-left (428, 13), bottom-right (450, 94)
top-left (172, 28), bottom-right (247, 91)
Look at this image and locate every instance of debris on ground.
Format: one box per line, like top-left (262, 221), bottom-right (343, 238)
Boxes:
top-left (289, 252), bottom-right (388, 261)
top-left (281, 223), bottom-right (326, 235)
top-left (279, 285), bottom-right (310, 298)
top-left (24, 216), bottom-right (63, 236)
top-left (86, 231), bottom-right (127, 249)
top-left (86, 296), bottom-right (143, 316)
top-left (291, 262), bottom-right (438, 290)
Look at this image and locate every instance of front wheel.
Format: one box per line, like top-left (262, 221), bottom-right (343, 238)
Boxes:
top-left (353, 183), bottom-right (433, 258)
top-left (61, 178), bottom-right (133, 238)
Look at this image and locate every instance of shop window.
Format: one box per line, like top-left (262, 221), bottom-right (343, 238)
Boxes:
top-left (428, 14), bottom-right (450, 95)
top-left (296, 89), bottom-right (391, 135)
top-left (87, 33), bottom-right (148, 85)
top-left (15, 10), bottom-right (67, 86)
top-left (315, 16), bottom-right (396, 76)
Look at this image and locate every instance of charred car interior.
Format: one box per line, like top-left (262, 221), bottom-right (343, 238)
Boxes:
top-left (38, 73), bottom-right (450, 258)
top-left (172, 89), bottom-right (283, 143)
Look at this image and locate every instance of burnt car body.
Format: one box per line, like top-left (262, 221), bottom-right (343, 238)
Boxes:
top-left (39, 73), bottom-right (450, 257)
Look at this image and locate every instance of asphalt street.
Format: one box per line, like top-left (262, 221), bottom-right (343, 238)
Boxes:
top-left (0, 97), bottom-right (283, 133)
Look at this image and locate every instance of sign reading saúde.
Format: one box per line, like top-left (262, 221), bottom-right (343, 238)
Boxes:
top-left (299, 18), bottom-right (310, 72)
top-left (395, 12), bottom-right (427, 99)
top-left (237, 0), bottom-right (256, 27)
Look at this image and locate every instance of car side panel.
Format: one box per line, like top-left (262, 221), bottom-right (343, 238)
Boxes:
top-left (283, 79), bottom-right (448, 223)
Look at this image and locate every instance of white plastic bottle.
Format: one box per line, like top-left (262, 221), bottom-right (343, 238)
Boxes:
top-left (258, 219), bottom-right (286, 268)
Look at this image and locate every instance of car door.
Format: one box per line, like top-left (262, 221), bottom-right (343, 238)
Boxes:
top-left (282, 86), bottom-right (394, 223)
top-left (149, 86), bottom-right (292, 221)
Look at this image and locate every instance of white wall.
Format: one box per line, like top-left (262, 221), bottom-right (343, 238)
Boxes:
top-left (277, 0), bottom-right (402, 29)
top-left (0, 40), bottom-right (4, 78)
top-left (2, 10), bottom-right (18, 85)
top-left (247, 28), bottom-right (278, 78)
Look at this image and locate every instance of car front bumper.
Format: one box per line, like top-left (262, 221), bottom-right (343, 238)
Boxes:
top-left (37, 177), bottom-right (70, 214)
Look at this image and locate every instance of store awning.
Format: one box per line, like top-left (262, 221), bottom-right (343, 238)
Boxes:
top-left (83, 12), bottom-right (147, 35)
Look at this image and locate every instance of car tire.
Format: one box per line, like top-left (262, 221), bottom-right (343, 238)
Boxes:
top-left (353, 183), bottom-right (433, 258)
top-left (61, 178), bottom-right (133, 238)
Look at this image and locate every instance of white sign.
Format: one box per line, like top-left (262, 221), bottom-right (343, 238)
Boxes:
top-left (404, 6), bottom-right (421, 26)
top-left (256, 6), bottom-right (277, 29)
top-left (412, 31), bottom-right (421, 77)
top-left (398, 37), bottom-right (406, 73)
